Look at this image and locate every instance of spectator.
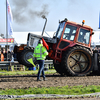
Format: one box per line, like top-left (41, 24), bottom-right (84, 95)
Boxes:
top-left (4, 51), bottom-right (7, 61)
top-left (0, 50), bottom-right (1, 61)
top-left (98, 48), bottom-right (100, 53)
top-left (11, 50), bottom-right (14, 62)
top-left (8, 50), bottom-right (11, 61)
top-left (1, 51), bottom-right (4, 61)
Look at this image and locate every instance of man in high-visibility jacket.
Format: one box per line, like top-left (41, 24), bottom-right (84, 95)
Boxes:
top-left (33, 39), bottom-right (48, 81)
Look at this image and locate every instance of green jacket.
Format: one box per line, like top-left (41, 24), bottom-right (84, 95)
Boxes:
top-left (33, 44), bottom-right (48, 60)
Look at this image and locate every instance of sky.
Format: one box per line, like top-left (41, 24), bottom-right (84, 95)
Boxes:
top-left (0, 0), bottom-right (100, 44)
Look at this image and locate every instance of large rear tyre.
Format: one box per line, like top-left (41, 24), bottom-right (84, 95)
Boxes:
top-left (17, 52), bottom-right (22, 64)
top-left (62, 46), bottom-right (93, 76)
top-left (20, 47), bottom-right (36, 67)
top-left (54, 63), bottom-right (65, 76)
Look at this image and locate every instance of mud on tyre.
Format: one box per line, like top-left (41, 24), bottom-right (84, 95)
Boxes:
top-left (62, 46), bottom-right (93, 76)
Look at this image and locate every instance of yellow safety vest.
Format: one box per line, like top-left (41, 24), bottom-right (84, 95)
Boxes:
top-left (33, 44), bottom-right (48, 60)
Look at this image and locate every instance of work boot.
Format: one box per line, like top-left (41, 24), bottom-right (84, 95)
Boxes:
top-left (37, 79), bottom-right (42, 81)
top-left (43, 77), bottom-right (47, 81)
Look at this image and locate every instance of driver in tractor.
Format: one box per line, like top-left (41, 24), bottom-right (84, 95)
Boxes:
top-left (78, 31), bottom-right (87, 44)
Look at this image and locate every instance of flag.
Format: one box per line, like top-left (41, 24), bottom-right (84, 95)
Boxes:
top-left (7, 0), bottom-right (13, 35)
top-left (42, 38), bottom-right (49, 50)
top-left (27, 58), bottom-right (36, 67)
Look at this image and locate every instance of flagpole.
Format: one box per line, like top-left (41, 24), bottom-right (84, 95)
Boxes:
top-left (6, 0), bottom-right (8, 61)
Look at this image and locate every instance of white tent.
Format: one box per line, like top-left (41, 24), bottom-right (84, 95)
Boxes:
top-left (12, 31), bottom-right (55, 44)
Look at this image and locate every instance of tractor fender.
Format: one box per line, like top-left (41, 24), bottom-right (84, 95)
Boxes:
top-left (69, 44), bottom-right (92, 54)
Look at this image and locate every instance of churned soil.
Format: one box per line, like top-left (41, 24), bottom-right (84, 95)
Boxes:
top-left (0, 74), bottom-right (100, 89)
top-left (0, 73), bottom-right (100, 100)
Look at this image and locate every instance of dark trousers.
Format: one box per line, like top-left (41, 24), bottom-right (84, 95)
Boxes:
top-left (37, 60), bottom-right (45, 79)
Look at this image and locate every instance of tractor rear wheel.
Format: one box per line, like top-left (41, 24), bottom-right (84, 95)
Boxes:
top-left (54, 63), bottom-right (65, 76)
top-left (62, 46), bottom-right (93, 76)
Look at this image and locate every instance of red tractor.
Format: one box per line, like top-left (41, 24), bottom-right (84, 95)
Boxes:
top-left (14, 16), bottom-right (95, 76)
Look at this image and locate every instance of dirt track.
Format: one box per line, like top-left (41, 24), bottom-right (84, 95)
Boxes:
top-left (0, 73), bottom-right (100, 100)
top-left (0, 74), bottom-right (100, 89)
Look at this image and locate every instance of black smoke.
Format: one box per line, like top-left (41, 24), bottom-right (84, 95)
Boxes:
top-left (11, 0), bottom-right (49, 24)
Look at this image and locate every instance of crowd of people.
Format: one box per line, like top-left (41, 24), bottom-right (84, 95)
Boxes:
top-left (92, 47), bottom-right (100, 53)
top-left (0, 49), bottom-right (14, 61)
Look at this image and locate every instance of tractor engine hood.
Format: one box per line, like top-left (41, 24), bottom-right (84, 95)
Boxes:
top-left (27, 33), bottom-right (57, 48)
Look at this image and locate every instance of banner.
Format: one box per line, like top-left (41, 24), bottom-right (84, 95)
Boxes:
top-left (0, 38), bottom-right (14, 43)
top-left (7, 0), bottom-right (13, 35)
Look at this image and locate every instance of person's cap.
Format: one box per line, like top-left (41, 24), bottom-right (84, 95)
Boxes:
top-left (38, 39), bottom-right (42, 44)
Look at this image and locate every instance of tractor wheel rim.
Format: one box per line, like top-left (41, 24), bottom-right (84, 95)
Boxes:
top-left (68, 51), bottom-right (89, 73)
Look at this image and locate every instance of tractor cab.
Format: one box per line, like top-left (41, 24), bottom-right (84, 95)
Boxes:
top-left (54, 18), bottom-right (93, 49)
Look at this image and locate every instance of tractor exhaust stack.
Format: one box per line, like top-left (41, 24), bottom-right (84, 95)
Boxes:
top-left (41, 15), bottom-right (47, 36)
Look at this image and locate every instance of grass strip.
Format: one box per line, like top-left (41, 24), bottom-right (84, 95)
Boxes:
top-left (0, 85), bottom-right (100, 95)
top-left (0, 70), bottom-right (56, 76)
